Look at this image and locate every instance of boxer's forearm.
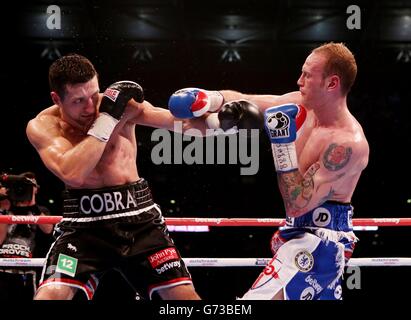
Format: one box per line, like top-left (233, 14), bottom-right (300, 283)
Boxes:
top-left (132, 101), bottom-right (210, 136)
top-left (47, 138), bottom-right (107, 187)
top-left (277, 163), bottom-right (321, 217)
top-left (277, 170), bottom-right (313, 217)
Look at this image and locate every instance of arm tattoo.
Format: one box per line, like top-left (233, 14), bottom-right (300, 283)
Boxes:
top-left (277, 163), bottom-right (320, 213)
top-left (323, 143), bottom-right (352, 171)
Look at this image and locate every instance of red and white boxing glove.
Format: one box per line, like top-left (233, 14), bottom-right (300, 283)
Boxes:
top-left (168, 88), bottom-right (224, 119)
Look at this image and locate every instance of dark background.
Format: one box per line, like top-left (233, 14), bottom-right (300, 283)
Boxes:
top-left (1, 0), bottom-right (411, 300)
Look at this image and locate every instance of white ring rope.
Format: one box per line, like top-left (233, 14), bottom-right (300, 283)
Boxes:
top-left (2, 216), bottom-right (410, 268)
top-left (1, 257), bottom-right (411, 268)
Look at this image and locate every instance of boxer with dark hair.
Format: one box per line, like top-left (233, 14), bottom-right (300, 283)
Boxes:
top-left (27, 54), bottom-right (204, 300)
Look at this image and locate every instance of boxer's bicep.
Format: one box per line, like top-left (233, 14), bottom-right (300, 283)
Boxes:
top-left (27, 119), bottom-right (74, 178)
top-left (309, 141), bottom-right (365, 206)
top-left (250, 91), bottom-right (302, 112)
top-left (225, 91), bottom-right (302, 112)
top-left (39, 138), bottom-right (74, 177)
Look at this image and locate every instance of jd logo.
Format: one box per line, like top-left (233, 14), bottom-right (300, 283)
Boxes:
top-left (313, 207), bottom-right (331, 227)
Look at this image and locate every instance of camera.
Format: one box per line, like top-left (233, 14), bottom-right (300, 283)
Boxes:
top-left (0, 173), bottom-right (38, 203)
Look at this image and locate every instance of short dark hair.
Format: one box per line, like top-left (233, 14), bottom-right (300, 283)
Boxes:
top-left (48, 54), bottom-right (98, 100)
top-left (21, 171), bottom-right (39, 187)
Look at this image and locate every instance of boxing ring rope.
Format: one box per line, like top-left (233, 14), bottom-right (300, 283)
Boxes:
top-left (1, 257), bottom-right (411, 268)
top-left (1, 215), bottom-right (411, 268)
top-left (1, 215), bottom-right (411, 226)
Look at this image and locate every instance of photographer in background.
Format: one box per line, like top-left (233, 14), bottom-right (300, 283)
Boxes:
top-left (0, 172), bottom-right (54, 300)
top-left (0, 186), bottom-right (11, 213)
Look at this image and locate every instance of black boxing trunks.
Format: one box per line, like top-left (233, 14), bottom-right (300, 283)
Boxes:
top-left (38, 179), bottom-right (192, 299)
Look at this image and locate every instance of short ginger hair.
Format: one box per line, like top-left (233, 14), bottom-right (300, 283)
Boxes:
top-left (312, 42), bottom-right (357, 95)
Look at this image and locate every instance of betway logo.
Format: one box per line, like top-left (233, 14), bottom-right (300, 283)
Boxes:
top-left (194, 218), bottom-right (222, 224)
top-left (155, 261), bottom-right (181, 274)
top-left (149, 248), bottom-right (179, 268)
top-left (373, 218), bottom-right (400, 224)
top-left (11, 215), bottom-right (39, 223)
top-left (305, 275), bottom-right (323, 294)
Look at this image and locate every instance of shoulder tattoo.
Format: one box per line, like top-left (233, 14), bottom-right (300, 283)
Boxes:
top-left (322, 143), bottom-right (352, 171)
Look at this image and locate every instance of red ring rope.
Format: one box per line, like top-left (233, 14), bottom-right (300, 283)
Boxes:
top-left (0, 215), bottom-right (410, 226)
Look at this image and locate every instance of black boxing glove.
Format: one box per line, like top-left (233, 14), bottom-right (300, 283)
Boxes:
top-left (215, 100), bottom-right (264, 133)
top-left (88, 81), bottom-right (144, 142)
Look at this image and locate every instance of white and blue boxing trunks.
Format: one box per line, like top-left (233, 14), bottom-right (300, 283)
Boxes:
top-left (241, 201), bottom-right (357, 300)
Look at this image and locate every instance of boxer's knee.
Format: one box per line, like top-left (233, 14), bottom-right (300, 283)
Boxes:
top-left (273, 288), bottom-right (285, 300)
top-left (34, 284), bottom-right (77, 300)
top-left (157, 283), bottom-right (201, 300)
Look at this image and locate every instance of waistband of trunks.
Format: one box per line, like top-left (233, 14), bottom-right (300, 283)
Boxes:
top-left (62, 179), bottom-right (154, 218)
top-left (285, 201), bottom-right (354, 232)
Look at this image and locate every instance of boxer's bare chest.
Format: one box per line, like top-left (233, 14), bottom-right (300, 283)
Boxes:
top-left (296, 122), bottom-right (333, 174)
top-left (61, 121), bottom-right (139, 183)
